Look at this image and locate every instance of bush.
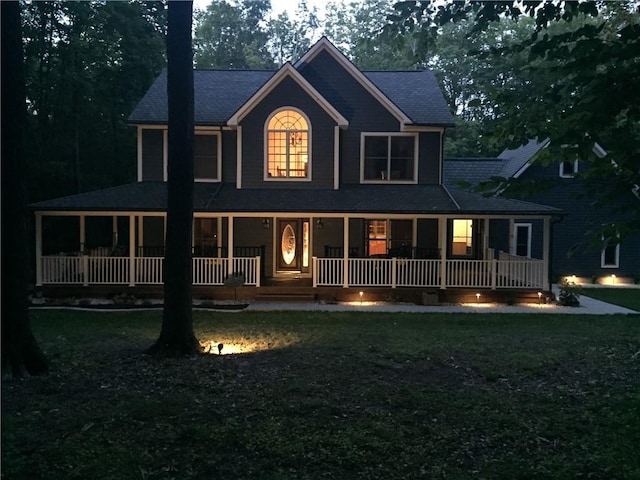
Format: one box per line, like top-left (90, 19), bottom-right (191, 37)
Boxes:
top-left (558, 279), bottom-right (582, 307)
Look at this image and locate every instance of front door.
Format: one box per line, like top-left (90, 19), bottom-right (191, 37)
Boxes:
top-left (276, 219), bottom-right (309, 272)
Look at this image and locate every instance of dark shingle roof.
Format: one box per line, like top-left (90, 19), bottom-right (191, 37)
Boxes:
top-left (128, 68), bottom-right (455, 127)
top-left (128, 70), bottom-right (276, 125)
top-left (31, 182), bottom-right (558, 216)
top-left (364, 71), bottom-right (454, 127)
top-left (443, 158), bottom-right (504, 187)
top-left (498, 138), bottom-right (549, 178)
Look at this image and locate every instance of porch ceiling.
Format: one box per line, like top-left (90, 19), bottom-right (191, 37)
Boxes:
top-left (30, 181), bottom-right (560, 216)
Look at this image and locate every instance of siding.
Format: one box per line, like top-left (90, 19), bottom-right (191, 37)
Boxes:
top-left (240, 75), bottom-right (337, 189)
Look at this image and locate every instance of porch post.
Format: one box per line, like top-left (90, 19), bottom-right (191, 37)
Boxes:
top-left (483, 217), bottom-right (490, 259)
top-left (342, 216), bottom-right (349, 288)
top-left (35, 213), bottom-right (43, 286)
top-left (112, 215), bottom-right (119, 249)
top-left (439, 217), bottom-right (447, 289)
top-left (129, 215), bottom-right (135, 287)
top-left (228, 215), bottom-right (234, 275)
top-left (79, 214), bottom-right (86, 254)
top-left (542, 216), bottom-right (550, 291)
top-left (80, 214), bottom-right (88, 286)
top-left (137, 215), bottom-right (144, 255)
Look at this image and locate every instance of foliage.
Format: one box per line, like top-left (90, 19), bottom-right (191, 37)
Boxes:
top-left (388, 0), bottom-right (640, 240)
top-left (21, 1), bottom-right (166, 202)
top-left (265, 1), bottom-right (320, 65)
top-left (3, 310), bottom-right (640, 478)
top-left (558, 279), bottom-right (582, 307)
top-left (193, 0), bottom-right (275, 68)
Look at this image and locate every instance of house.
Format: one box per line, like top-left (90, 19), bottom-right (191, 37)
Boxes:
top-left (445, 139), bottom-right (640, 285)
top-left (31, 37), bottom-right (560, 302)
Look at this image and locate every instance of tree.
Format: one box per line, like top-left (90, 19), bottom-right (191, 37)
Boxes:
top-left (265, 1), bottom-right (320, 65)
top-left (21, 1), bottom-right (166, 202)
top-left (147, 0), bottom-right (201, 356)
top-left (389, 1), bottom-right (640, 240)
top-left (193, 0), bottom-right (274, 69)
top-left (2, 0), bottom-right (48, 378)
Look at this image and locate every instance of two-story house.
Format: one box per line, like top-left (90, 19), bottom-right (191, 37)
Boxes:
top-left (31, 38), bottom-right (560, 301)
top-left (445, 139), bottom-right (639, 285)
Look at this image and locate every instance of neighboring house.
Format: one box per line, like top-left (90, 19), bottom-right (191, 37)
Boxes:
top-left (445, 139), bottom-right (640, 285)
top-left (31, 38), bottom-right (560, 297)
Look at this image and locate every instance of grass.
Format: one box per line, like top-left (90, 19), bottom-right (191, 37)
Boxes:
top-left (3, 309), bottom-right (640, 479)
top-left (581, 287), bottom-right (640, 311)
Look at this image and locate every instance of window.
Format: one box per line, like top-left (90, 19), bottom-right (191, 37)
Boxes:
top-left (367, 220), bottom-right (387, 256)
top-left (451, 219), bottom-right (473, 256)
top-left (266, 109), bottom-right (310, 180)
top-left (560, 159), bottom-right (578, 178)
top-left (362, 134), bottom-right (416, 182)
top-left (513, 223), bottom-right (532, 258)
top-left (601, 239), bottom-right (620, 268)
top-left (194, 132), bottom-right (220, 181)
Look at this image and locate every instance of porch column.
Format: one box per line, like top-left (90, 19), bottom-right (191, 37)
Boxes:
top-left (216, 216), bottom-right (223, 258)
top-left (80, 215), bottom-right (88, 286)
top-left (542, 216), bottom-right (551, 291)
top-left (137, 215), bottom-right (144, 256)
top-left (483, 217), bottom-right (490, 259)
top-left (35, 213), bottom-right (43, 286)
top-left (112, 215), bottom-right (119, 249)
top-left (228, 215), bottom-right (234, 274)
top-left (342, 216), bottom-right (349, 288)
top-left (129, 215), bottom-right (135, 287)
top-left (439, 217), bottom-right (447, 289)
top-left (79, 214), bottom-right (86, 254)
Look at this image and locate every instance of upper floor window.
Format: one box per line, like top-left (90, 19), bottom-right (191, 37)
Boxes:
top-left (362, 133), bottom-right (417, 183)
top-left (559, 159), bottom-right (578, 178)
top-left (194, 132), bottom-right (221, 182)
top-left (266, 109), bottom-right (310, 180)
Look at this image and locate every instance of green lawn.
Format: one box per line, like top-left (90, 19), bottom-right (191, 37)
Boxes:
top-left (582, 287), bottom-right (640, 311)
top-left (3, 310), bottom-right (640, 479)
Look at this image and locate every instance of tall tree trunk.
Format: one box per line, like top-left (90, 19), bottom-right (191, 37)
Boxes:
top-left (1, 0), bottom-right (48, 377)
top-left (147, 0), bottom-right (201, 356)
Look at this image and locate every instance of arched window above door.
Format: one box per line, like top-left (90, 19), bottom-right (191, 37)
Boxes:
top-left (265, 109), bottom-right (310, 180)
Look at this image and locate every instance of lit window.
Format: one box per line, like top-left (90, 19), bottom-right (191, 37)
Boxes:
top-left (451, 219), bottom-right (473, 256)
top-left (194, 132), bottom-right (220, 181)
top-left (266, 109), bottom-right (309, 179)
top-left (362, 134), bottom-right (416, 182)
top-left (560, 159), bottom-right (578, 178)
top-left (367, 220), bottom-right (387, 256)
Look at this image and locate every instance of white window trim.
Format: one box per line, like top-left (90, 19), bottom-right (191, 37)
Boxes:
top-left (512, 223), bottom-right (532, 258)
top-left (360, 132), bottom-right (418, 184)
top-left (264, 107), bottom-right (312, 182)
top-left (601, 239), bottom-right (620, 268)
top-left (194, 130), bottom-right (222, 183)
top-left (559, 159), bottom-right (578, 178)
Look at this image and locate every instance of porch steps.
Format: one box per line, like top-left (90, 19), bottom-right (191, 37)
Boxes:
top-left (253, 293), bottom-right (317, 303)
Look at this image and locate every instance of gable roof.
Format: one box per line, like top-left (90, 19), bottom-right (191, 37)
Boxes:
top-left (128, 39), bottom-right (454, 128)
top-left (294, 37), bottom-right (413, 126)
top-left (227, 63), bottom-right (348, 127)
top-left (498, 138), bottom-right (549, 178)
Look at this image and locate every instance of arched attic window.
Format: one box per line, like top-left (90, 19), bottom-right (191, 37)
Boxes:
top-left (266, 109), bottom-right (310, 179)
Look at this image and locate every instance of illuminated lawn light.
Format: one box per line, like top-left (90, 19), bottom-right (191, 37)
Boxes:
top-left (359, 291), bottom-right (364, 304)
top-left (538, 291), bottom-right (543, 303)
top-left (475, 293), bottom-right (481, 302)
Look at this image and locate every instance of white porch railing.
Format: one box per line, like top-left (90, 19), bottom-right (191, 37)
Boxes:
top-left (41, 256), bottom-right (261, 287)
top-left (313, 254), bottom-right (545, 289)
top-left (40, 253), bottom-right (543, 289)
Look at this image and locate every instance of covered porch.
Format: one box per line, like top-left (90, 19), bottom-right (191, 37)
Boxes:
top-left (34, 211), bottom-right (551, 292)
